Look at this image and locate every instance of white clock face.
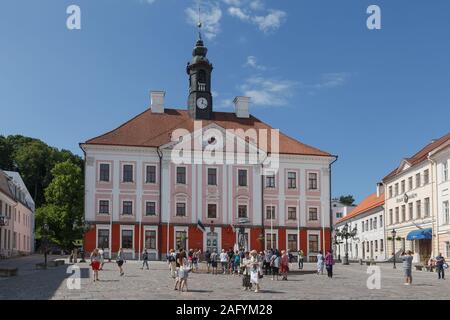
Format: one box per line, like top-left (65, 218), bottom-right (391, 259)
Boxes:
top-left (196, 97), bottom-right (208, 109)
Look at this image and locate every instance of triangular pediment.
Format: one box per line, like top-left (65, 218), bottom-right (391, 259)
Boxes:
top-left (396, 158), bottom-right (412, 174)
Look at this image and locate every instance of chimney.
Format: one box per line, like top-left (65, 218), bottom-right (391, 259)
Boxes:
top-left (233, 96), bottom-right (250, 118)
top-left (376, 182), bottom-right (384, 198)
top-left (150, 90), bottom-right (165, 113)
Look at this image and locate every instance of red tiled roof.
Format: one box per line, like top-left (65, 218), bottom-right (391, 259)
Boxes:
top-left (383, 132), bottom-right (450, 182)
top-left (337, 192), bottom-right (384, 224)
top-left (83, 108), bottom-right (332, 157)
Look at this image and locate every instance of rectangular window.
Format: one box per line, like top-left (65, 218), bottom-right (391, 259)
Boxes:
top-left (380, 239), bottom-right (384, 252)
top-left (373, 217), bottom-right (377, 229)
top-left (238, 169), bottom-right (247, 187)
top-left (379, 215), bottom-right (383, 228)
top-left (443, 201), bottom-right (449, 225)
top-left (266, 206), bottom-right (276, 220)
top-left (97, 229), bottom-right (109, 249)
top-left (121, 230), bottom-right (133, 249)
top-left (401, 180), bottom-right (405, 194)
top-left (424, 197), bottom-right (430, 217)
top-left (176, 167), bottom-right (186, 184)
top-left (287, 234), bottom-right (298, 251)
top-left (265, 175), bottom-right (275, 188)
top-left (207, 203), bottom-right (217, 219)
top-left (370, 218), bottom-right (373, 230)
top-left (238, 205), bottom-right (248, 218)
top-left (144, 230), bottom-right (156, 250)
top-left (445, 242), bottom-right (450, 258)
top-left (288, 172), bottom-right (297, 189)
top-left (408, 202), bottom-right (413, 221)
top-left (176, 203), bottom-right (186, 217)
top-left (308, 173), bottom-right (318, 190)
top-left (401, 205), bottom-right (406, 222)
top-left (416, 173), bottom-right (421, 188)
top-left (288, 207), bottom-right (297, 220)
top-left (99, 200), bottom-right (109, 214)
top-left (388, 186), bottom-right (393, 198)
top-left (375, 240), bottom-right (378, 252)
top-left (122, 201), bottom-right (133, 215)
top-left (146, 165), bottom-right (156, 183)
top-left (176, 231), bottom-right (187, 250)
top-left (336, 212), bottom-right (343, 218)
top-left (309, 234), bottom-right (319, 253)
top-left (365, 220), bottom-right (368, 231)
top-left (389, 209), bottom-right (393, 225)
top-left (394, 183), bottom-right (399, 196)
top-left (122, 164), bottom-right (133, 183)
top-left (362, 221), bottom-right (365, 232)
top-left (99, 163), bottom-right (110, 182)
top-left (145, 202), bottom-right (156, 216)
top-left (207, 168), bottom-right (217, 186)
top-left (416, 200), bottom-right (421, 219)
top-left (408, 177), bottom-right (413, 191)
top-left (444, 162), bottom-right (448, 181)
top-left (424, 169), bottom-right (429, 185)
top-left (308, 207), bottom-right (318, 221)
top-left (266, 233), bottom-right (277, 250)
top-left (395, 207), bottom-right (399, 224)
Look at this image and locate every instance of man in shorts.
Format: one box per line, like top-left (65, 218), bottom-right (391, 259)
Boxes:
top-left (401, 250), bottom-right (414, 285)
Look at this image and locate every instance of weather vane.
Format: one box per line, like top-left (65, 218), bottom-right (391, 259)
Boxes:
top-left (197, 0), bottom-right (202, 40)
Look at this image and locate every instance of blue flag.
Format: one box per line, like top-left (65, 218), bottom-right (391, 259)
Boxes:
top-left (197, 219), bottom-right (206, 232)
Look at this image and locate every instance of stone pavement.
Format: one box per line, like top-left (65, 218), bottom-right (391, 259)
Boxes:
top-left (1, 257), bottom-right (449, 300)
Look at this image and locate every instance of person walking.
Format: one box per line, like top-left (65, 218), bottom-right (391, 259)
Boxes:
top-left (270, 250), bottom-right (280, 281)
top-left (116, 248), bottom-right (125, 276)
top-left (317, 251), bottom-right (324, 275)
top-left (168, 249), bottom-right (177, 278)
top-left (234, 251), bottom-right (241, 275)
top-left (298, 249), bottom-right (304, 270)
top-left (249, 250), bottom-right (262, 293)
top-left (220, 249), bottom-right (228, 274)
top-left (141, 249), bottom-right (149, 270)
top-left (210, 249), bottom-right (218, 275)
top-left (435, 252), bottom-right (446, 280)
top-left (90, 248), bottom-right (101, 282)
top-left (263, 250), bottom-right (271, 275)
top-left (98, 247), bottom-right (105, 270)
top-left (241, 251), bottom-right (252, 291)
top-left (174, 249), bottom-right (185, 291)
top-left (205, 250), bottom-right (211, 274)
top-left (228, 249), bottom-right (235, 275)
top-left (280, 250), bottom-right (289, 281)
top-left (325, 250), bottom-right (335, 278)
top-left (401, 250), bottom-right (413, 285)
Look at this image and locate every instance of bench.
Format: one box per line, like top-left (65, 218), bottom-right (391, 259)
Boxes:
top-left (0, 267), bottom-right (18, 277)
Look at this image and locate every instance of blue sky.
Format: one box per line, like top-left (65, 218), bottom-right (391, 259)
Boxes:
top-left (1, 0), bottom-right (449, 202)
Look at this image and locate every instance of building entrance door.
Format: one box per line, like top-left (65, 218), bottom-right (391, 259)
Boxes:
top-left (418, 239), bottom-right (432, 264)
top-left (206, 232), bottom-right (218, 253)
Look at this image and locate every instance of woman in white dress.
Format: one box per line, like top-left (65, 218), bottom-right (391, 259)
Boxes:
top-left (317, 251), bottom-right (324, 275)
top-left (249, 250), bottom-right (261, 293)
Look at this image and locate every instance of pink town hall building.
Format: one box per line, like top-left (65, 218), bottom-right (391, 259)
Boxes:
top-left (81, 35), bottom-right (336, 261)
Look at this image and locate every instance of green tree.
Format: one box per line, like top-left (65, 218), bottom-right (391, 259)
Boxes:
top-left (35, 160), bottom-right (84, 249)
top-left (339, 195), bottom-right (355, 206)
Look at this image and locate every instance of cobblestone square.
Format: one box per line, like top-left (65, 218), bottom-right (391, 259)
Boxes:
top-left (1, 255), bottom-right (449, 300)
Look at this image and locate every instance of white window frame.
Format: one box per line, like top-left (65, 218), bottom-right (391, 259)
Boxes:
top-left (98, 199), bottom-right (110, 215)
top-left (286, 230), bottom-right (299, 251)
top-left (174, 226), bottom-right (189, 251)
top-left (121, 199), bottom-right (134, 216)
top-left (307, 206), bottom-right (320, 222)
top-left (264, 229), bottom-right (278, 250)
top-left (143, 226), bottom-right (158, 253)
top-left (119, 225), bottom-right (135, 257)
top-left (121, 163), bottom-right (135, 183)
top-left (96, 224), bottom-right (111, 254)
top-left (145, 164), bottom-right (157, 184)
top-left (265, 205), bottom-right (277, 221)
top-left (98, 162), bottom-right (111, 183)
top-left (207, 202), bottom-right (219, 219)
top-left (144, 201), bottom-right (157, 216)
top-left (175, 165), bottom-right (188, 185)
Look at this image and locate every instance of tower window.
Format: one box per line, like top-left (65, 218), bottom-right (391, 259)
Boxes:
top-left (198, 82), bottom-right (206, 91)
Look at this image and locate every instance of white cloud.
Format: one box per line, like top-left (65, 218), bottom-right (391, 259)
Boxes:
top-left (186, 2), bottom-right (223, 40)
top-left (240, 76), bottom-right (297, 107)
top-left (228, 7), bottom-right (250, 21)
top-left (307, 72), bottom-right (351, 89)
top-left (252, 9), bottom-right (286, 33)
top-left (222, 0), bottom-right (242, 6)
top-left (249, 0), bottom-right (264, 10)
top-left (245, 55), bottom-right (266, 70)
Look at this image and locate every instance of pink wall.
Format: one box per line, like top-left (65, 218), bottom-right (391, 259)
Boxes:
top-left (13, 202), bottom-right (33, 252)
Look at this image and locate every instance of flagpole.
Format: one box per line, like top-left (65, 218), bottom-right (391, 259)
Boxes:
top-left (297, 199), bottom-right (300, 252)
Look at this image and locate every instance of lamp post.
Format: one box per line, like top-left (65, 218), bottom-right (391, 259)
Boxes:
top-left (391, 229), bottom-right (397, 269)
top-left (238, 218), bottom-right (250, 250)
top-left (335, 222), bottom-right (357, 265)
top-left (42, 223), bottom-right (49, 267)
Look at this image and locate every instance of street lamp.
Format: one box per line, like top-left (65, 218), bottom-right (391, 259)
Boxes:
top-left (335, 222), bottom-right (357, 265)
top-left (391, 229), bottom-right (397, 269)
top-left (42, 223), bottom-right (50, 267)
top-left (237, 218), bottom-right (250, 250)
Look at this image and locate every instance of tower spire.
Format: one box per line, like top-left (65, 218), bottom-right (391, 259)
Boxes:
top-left (197, 0), bottom-right (202, 40)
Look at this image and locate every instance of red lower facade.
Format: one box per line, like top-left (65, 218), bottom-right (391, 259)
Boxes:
top-left (84, 223), bottom-right (331, 262)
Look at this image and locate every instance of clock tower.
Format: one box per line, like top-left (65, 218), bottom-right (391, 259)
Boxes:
top-left (187, 29), bottom-right (213, 120)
